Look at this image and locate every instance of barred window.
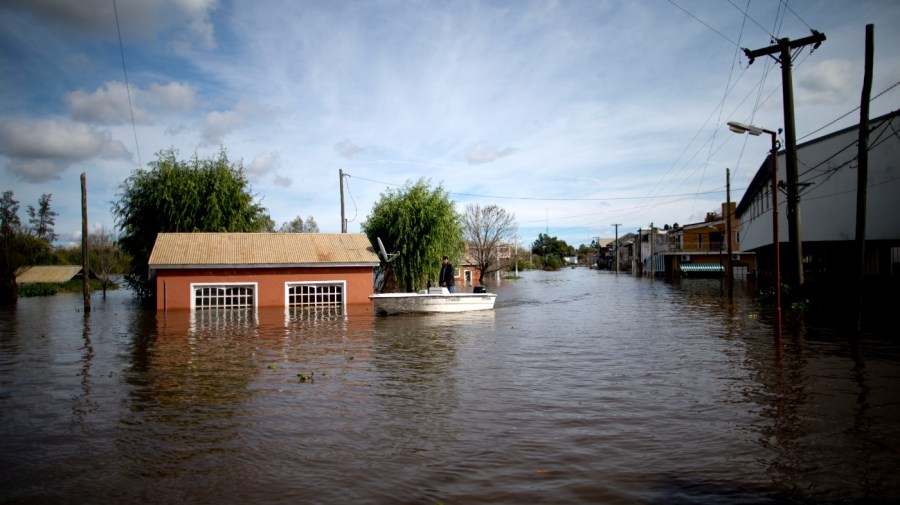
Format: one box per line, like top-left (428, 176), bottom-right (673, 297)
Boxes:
top-left (194, 284), bottom-right (255, 309)
top-left (287, 282), bottom-right (344, 308)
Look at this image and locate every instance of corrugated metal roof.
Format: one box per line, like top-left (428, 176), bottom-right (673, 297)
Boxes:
top-left (16, 265), bottom-right (83, 283)
top-left (148, 233), bottom-right (381, 268)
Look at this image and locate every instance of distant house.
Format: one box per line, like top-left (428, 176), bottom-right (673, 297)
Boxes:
top-left (148, 233), bottom-right (380, 311)
top-left (455, 252), bottom-right (482, 286)
top-left (735, 110), bottom-right (900, 291)
top-left (15, 265), bottom-right (84, 284)
top-left (663, 203), bottom-right (756, 279)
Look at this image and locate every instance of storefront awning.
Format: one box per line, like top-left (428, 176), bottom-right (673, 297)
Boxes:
top-left (680, 263), bottom-right (724, 272)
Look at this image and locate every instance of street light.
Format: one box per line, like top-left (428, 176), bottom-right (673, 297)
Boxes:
top-left (727, 121), bottom-right (782, 344)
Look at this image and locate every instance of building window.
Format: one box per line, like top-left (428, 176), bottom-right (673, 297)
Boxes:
top-left (193, 284), bottom-right (256, 309)
top-left (287, 281), bottom-right (345, 308)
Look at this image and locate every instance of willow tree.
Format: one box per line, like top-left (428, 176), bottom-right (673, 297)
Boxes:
top-left (112, 147), bottom-right (270, 298)
top-left (362, 178), bottom-right (463, 292)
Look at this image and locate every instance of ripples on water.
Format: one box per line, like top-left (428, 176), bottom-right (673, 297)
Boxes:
top-left (1, 269), bottom-right (898, 504)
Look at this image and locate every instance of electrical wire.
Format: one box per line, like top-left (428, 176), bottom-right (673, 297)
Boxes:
top-left (667, 0), bottom-right (739, 46)
top-left (113, 0), bottom-right (142, 169)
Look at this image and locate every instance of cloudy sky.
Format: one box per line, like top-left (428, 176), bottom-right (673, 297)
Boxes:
top-left (2, 0), bottom-right (899, 249)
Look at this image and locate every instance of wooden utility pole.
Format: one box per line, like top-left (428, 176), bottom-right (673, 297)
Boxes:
top-left (649, 222), bottom-right (654, 279)
top-left (726, 168), bottom-right (733, 298)
top-left (339, 169), bottom-right (347, 233)
top-left (612, 223), bottom-right (621, 274)
top-left (744, 30), bottom-right (825, 288)
top-left (81, 173), bottom-right (91, 314)
top-left (855, 24), bottom-right (874, 332)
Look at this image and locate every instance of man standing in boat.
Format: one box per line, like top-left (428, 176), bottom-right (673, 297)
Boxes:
top-left (439, 256), bottom-right (455, 293)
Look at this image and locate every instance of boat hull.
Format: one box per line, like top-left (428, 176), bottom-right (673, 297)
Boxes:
top-left (369, 292), bottom-right (497, 314)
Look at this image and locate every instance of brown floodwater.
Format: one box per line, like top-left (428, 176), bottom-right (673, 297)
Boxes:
top-left (1, 269), bottom-right (898, 504)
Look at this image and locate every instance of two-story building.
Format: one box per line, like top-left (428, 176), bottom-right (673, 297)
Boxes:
top-left (663, 203), bottom-right (756, 279)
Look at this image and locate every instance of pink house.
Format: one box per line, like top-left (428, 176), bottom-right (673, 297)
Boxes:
top-left (148, 233), bottom-right (380, 312)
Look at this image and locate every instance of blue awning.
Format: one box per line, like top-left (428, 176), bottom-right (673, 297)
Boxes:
top-left (680, 263), bottom-right (724, 272)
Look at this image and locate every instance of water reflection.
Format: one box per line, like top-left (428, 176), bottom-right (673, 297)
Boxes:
top-left (742, 324), bottom-right (900, 503)
top-left (71, 314), bottom-right (98, 429)
top-left (1, 274), bottom-right (898, 503)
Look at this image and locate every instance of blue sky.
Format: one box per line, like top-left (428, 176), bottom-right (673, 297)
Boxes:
top-left (2, 0), bottom-right (899, 250)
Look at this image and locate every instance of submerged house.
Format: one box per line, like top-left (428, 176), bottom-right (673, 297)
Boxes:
top-left (15, 265), bottom-right (85, 284)
top-left (735, 110), bottom-right (900, 294)
top-left (148, 233), bottom-right (380, 311)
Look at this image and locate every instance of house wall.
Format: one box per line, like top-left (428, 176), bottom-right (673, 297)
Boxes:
top-left (456, 265), bottom-right (483, 286)
top-left (740, 114), bottom-right (900, 251)
top-left (155, 266), bottom-right (374, 311)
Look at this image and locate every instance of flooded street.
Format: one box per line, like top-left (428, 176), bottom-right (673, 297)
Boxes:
top-left (2, 268), bottom-right (898, 504)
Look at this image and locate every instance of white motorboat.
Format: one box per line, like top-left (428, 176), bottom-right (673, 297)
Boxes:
top-left (369, 287), bottom-right (497, 315)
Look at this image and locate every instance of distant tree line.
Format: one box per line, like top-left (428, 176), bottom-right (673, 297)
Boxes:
top-left (1, 190), bottom-right (129, 304)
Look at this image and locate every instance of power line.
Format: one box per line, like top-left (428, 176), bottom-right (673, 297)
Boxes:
top-left (113, 0), bottom-right (142, 169)
top-left (798, 81), bottom-right (900, 141)
top-left (726, 0), bottom-right (776, 39)
top-left (667, 0), bottom-right (739, 47)
top-left (345, 173), bottom-right (731, 202)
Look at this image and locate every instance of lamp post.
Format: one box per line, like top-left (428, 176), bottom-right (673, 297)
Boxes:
top-left (727, 121), bottom-right (782, 344)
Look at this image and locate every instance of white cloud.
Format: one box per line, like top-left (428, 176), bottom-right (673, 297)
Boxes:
top-left (201, 109), bottom-right (244, 146)
top-left (335, 139), bottom-right (363, 158)
top-left (200, 101), bottom-right (271, 146)
top-left (67, 81), bottom-right (147, 124)
top-left (246, 151), bottom-right (279, 176)
top-left (465, 145), bottom-right (518, 165)
top-left (147, 81), bottom-right (197, 112)
top-left (0, 118), bottom-right (130, 182)
top-left (796, 59), bottom-right (855, 105)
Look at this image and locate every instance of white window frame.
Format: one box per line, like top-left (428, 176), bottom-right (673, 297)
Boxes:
top-left (190, 282), bottom-right (258, 310)
top-left (285, 281), bottom-right (346, 310)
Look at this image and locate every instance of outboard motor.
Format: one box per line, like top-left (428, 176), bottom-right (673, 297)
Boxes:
top-left (473, 285), bottom-right (487, 293)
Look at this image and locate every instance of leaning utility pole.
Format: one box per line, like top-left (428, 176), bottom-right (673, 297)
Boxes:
top-left (744, 30), bottom-right (826, 288)
top-left (855, 24), bottom-right (874, 332)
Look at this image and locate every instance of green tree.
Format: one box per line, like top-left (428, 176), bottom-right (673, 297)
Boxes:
top-left (362, 178), bottom-right (463, 292)
top-left (26, 194), bottom-right (58, 244)
top-left (461, 203), bottom-right (517, 284)
top-left (531, 233), bottom-right (570, 270)
top-left (112, 147), bottom-right (270, 298)
top-left (278, 215), bottom-right (319, 233)
top-left (0, 191), bottom-right (22, 304)
top-left (0, 190), bottom-right (55, 304)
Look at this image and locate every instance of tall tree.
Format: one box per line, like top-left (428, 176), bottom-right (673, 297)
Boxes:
top-left (279, 215), bottom-right (320, 233)
top-left (112, 147), bottom-right (271, 298)
top-left (362, 178), bottom-right (463, 292)
top-left (0, 190), bottom-right (21, 238)
top-left (461, 203), bottom-right (517, 283)
top-left (26, 193), bottom-right (58, 244)
top-left (0, 191), bottom-right (22, 304)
